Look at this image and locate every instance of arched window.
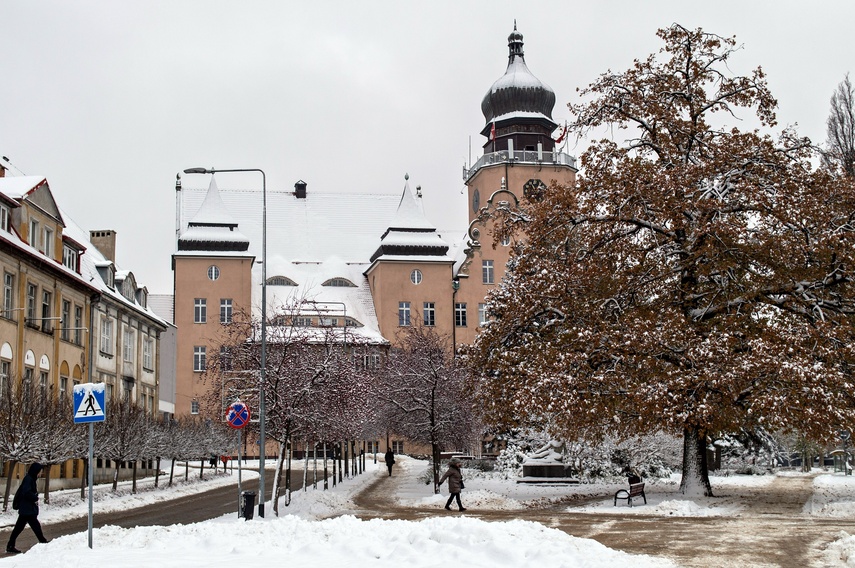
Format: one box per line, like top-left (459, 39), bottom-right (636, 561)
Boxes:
top-left (266, 276), bottom-right (297, 286)
top-left (322, 277), bottom-right (357, 287)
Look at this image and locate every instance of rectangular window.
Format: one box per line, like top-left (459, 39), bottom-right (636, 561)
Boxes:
top-left (366, 441), bottom-right (380, 454)
top-left (194, 298), bottom-right (207, 323)
top-left (3, 272), bottom-right (14, 317)
top-left (295, 317), bottom-right (312, 327)
top-left (60, 376), bottom-right (68, 398)
top-left (193, 346), bottom-right (206, 372)
top-left (398, 301), bottom-right (411, 326)
top-left (0, 204), bottom-right (9, 233)
top-left (482, 260), bottom-right (494, 284)
top-left (478, 303), bottom-right (488, 326)
top-left (191, 400), bottom-right (200, 415)
top-left (123, 328), bottom-right (135, 363)
top-left (42, 227), bottom-right (53, 257)
top-left (29, 219), bottom-right (39, 249)
top-left (319, 317), bottom-right (338, 327)
top-left (391, 441), bottom-right (404, 454)
top-left (39, 371), bottom-right (48, 396)
top-left (143, 338), bottom-right (153, 370)
top-left (0, 361), bottom-right (9, 394)
top-left (26, 283), bottom-right (37, 324)
top-left (455, 302), bottom-right (467, 327)
top-left (62, 245), bottom-right (79, 271)
top-left (220, 299), bottom-right (233, 324)
top-left (423, 302), bottom-right (435, 326)
top-left (61, 300), bottom-right (71, 341)
top-left (362, 353), bottom-right (380, 369)
top-left (41, 290), bottom-right (52, 332)
top-left (100, 317), bottom-right (114, 355)
top-left (74, 305), bottom-right (83, 345)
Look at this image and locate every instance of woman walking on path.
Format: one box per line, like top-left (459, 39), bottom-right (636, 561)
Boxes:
top-left (6, 463), bottom-right (49, 554)
top-left (439, 458), bottom-right (466, 511)
top-left (384, 449), bottom-right (396, 477)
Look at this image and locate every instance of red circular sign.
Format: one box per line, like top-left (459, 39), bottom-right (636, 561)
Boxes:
top-left (226, 401), bottom-right (250, 429)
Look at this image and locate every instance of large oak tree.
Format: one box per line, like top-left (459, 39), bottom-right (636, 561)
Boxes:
top-left (469, 25), bottom-right (855, 495)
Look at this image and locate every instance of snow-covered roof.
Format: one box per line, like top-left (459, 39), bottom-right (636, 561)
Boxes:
top-left (62, 210), bottom-right (168, 328)
top-left (0, 175), bottom-right (47, 199)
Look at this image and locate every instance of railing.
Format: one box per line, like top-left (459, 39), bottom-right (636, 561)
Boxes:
top-left (463, 150), bottom-right (577, 181)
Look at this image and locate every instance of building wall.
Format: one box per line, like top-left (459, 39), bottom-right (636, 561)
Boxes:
top-left (366, 260), bottom-right (455, 344)
top-left (173, 255), bottom-right (253, 417)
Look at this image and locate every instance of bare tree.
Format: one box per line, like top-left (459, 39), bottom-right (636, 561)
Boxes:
top-left (378, 323), bottom-right (481, 493)
top-left (32, 392), bottom-right (85, 503)
top-left (824, 73), bottom-right (855, 178)
top-left (0, 376), bottom-right (40, 511)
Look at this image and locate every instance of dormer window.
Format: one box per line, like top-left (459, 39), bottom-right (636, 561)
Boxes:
top-left (136, 287), bottom-right (148, 308)
top-left (42, 227), bottom-right (53, 257)
top-left (267, 276), bottom-right (297, 286)
top-left (97, 262), bottom-right (115, 288)
top-left (322, 277), bottom-right (357, 287)
top-left (29, 219), bottom-right (39, 249)
top-left (62, 245), bottom-right (79, 272)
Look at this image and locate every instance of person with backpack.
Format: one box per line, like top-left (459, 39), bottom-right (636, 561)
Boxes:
top-left (384, 448), bottom-right (396, 477)
top-left (6, 463), bottom-right (49, 554)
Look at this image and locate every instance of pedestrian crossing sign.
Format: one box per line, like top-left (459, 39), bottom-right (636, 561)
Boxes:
top-left (73, 383), bottom-right (106, 423)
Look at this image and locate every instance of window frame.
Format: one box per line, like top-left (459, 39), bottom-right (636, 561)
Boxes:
top-left (398, 301), bottom-right (411, 327)
top-left (193, 346), bottom-right (206, 372)
top-left (220, 298), bottom-right (233, 324)
top-left (455, 302), bottom-right (467, 327)
top-left (143, 338), bottom-right (154, 370)
top-left (123, 327), bottom-right (135, 363)
top-left (423, 302), bottom-right (435, 326)
top-left (3, 272), bottom-right (14, 317)
top-left (478, 303), bottom-right (488, 326)
top-left (482, 259), bottom-right (495, 284)
top-left (100, 317), bottom-right (114, 355)
top-left (194, 298), bottom-right (207, 324)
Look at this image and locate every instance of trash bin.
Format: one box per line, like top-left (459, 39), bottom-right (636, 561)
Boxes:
top-left (240, 491), bottom-right (256, 520)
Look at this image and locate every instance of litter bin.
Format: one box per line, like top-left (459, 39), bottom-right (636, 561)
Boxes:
top-left (240, 491), bottom-right (256, 520)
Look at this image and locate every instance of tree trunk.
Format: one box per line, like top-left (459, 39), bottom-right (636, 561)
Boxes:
top-left (199, 459), bottom-right (204, 480)
top-left (302, 442), bottom-right (309, 491)
top-left (79, 458), bottom-right (86, 500)
top-left (43, 465), bottom-right (51, 504)
top-left (432, 441), bottom-right (441, 494)
top-left (323, 442), bottom-right (328, 490)
top-left (112, 464), bottom-right (119, 491)
top-left (4, 459), bottom-right (17, 511)
top-left (284, 436), bottom-right (292, 506)
top-left (132, 461), bottom-right (138, 494)
top-left (680, 425), bottom-right (713, 496)
top-left (169, 458), bottom-right (175, 487)
top-left (155, 457), bottom-right (161, 488)
top-left (272, 441), bottom-right (285, 516)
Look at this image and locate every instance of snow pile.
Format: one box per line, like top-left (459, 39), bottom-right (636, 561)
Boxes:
top-left (805, 473), bottom-right (855, 517)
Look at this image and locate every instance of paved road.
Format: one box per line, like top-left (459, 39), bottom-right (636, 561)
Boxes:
top-left (0, 467), bottom-right (306, 555)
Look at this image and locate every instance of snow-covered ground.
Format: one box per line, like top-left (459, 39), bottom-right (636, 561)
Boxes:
top-left (2, 457), bottom-right (855, 567)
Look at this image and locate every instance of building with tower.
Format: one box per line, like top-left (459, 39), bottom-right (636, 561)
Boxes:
top-left (170, 26), bottom-right (577, 455)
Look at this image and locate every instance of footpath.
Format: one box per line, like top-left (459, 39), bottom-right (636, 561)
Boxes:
top-left (348, 465), bottom-right (855, 568)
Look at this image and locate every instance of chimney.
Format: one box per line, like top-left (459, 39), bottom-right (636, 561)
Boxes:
top-left (90, 230), bottom-right (117, 262)
top-left (294, 180), bottom-right (307, 199)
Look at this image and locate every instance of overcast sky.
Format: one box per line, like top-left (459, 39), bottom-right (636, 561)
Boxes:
top-left (2, 1), bottom-right (853, 293)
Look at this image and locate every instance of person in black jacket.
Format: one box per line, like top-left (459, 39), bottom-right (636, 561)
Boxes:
top-left (384, 449), bottom-right (395, 476)
top-left (6, 463), bottom-right (48, 554)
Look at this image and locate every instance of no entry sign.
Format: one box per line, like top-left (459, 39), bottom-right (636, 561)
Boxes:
top-left (226, 401), bottom-right (251, 429)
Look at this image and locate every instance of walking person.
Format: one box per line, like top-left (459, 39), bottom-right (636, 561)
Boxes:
top-left (439, 458), bottom-right (466, 511)
top-left (6, 463), bottom-right (49, 554)
top-left (384, 448), bottom-right (395, 477)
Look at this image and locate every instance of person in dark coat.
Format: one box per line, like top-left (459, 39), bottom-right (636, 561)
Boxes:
top-left (6, 463), bottom-right (49, 553)
top-left (384, 449), bottom-right (395, 476)
top-left (439, 458), bottom-right (466, 511)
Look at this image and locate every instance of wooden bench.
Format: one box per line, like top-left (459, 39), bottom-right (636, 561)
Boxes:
top-left (614, 480), bottom-right (647, 507)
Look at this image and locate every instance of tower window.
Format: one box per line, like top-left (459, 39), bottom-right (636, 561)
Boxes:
top-left (410, 270), bottom-right (423, 285)
top-left (423, 302), bottom-right (435, 326)
top-left (398, 302), bottom-right (411, 326)
top-left (482, 260), bottom-right (494, 284)
top-left (455, 303), bottom-right (467, 327)
top-left (207, 265), bottom-right (220, 281)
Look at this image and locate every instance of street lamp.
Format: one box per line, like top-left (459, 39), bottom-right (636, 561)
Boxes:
top-left (183, 166), bottom-right (268, 518)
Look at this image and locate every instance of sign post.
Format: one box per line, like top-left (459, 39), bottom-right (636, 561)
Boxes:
top-left (73, 383), bottom-right (106, 548)
top-left (226, 401), bottom-right (250, 516)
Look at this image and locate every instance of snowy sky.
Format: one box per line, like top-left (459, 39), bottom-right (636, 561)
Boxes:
top-left (2, 1), bottom-right (853, 293)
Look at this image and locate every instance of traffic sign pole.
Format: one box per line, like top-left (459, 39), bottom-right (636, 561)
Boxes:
top-left (88, 422), bottom-right (93, 548)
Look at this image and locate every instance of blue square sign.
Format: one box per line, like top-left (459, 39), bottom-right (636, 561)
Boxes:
top-left (73, 383), bottom-right (106, 423)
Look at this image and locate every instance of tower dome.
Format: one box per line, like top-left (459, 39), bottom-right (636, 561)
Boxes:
top-left (480, 24), bottom-right (556, 127)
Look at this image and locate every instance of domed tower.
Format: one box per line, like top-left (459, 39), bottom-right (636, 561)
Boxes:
top-left (480, 23), bottom-right (558, 153)
top-left (454, 24), bottom-right (578, 348)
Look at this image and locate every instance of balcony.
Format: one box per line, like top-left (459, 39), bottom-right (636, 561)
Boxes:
top-left (463, 149), bottom-right (577, 182)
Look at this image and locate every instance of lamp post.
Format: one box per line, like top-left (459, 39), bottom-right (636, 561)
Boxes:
top-left (183, 166), bottom-right (268, 517)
